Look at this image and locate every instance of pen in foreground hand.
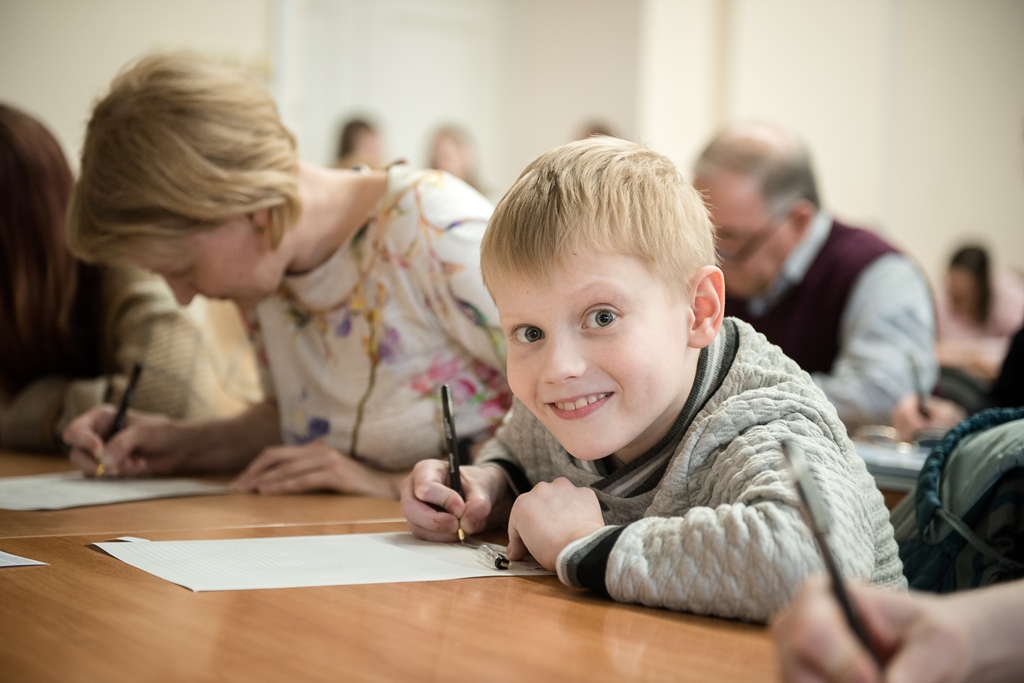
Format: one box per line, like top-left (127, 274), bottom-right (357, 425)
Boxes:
top-left (781, 439), bottom-right (881, 664)
top-left (440, 383), bottom-right (466, 541)
top-left (96, 360), bottom-right (143, 477)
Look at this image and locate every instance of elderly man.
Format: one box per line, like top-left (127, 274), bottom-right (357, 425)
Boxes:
top-left (692, 121), bottom-right (936, 429)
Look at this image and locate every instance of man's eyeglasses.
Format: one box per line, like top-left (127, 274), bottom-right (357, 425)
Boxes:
top-left (714, 214), bottom-right (787, 265)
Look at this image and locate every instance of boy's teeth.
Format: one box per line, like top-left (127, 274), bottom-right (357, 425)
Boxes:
top-left (555, 394), bottom-right (606, 411)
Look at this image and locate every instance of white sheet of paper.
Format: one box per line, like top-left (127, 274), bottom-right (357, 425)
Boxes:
top-left (0, 549), bottom-right (48, 567)
top-left (0, 471), bottom-right (229, 510)
top-left (93, 532), bottom-right (552, 592)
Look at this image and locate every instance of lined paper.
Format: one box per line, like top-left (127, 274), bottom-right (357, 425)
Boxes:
top-left (94, 532), bottom-right (552, 591)
top-left (0, 471), bottom-right (229, 510)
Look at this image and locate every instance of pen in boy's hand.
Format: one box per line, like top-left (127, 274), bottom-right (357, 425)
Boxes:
top-left (440, 383), bottom-right (466, 541)
top-left (97, 361), bottom-right (143, 476)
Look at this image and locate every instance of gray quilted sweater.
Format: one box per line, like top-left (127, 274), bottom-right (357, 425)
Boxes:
top-left (477, 318), bottom-right (906, 622)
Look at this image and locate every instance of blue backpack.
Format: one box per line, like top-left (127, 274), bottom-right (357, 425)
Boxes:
top-left (891, 407), bottom-right (1024, 592)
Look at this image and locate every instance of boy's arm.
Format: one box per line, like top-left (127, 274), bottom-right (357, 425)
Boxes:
top-left (555, 428), bottom-right (893, 623)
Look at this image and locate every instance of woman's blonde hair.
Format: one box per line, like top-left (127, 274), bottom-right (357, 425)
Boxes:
top-left (481, 137), bottom-right (715, 295)
top-left (68, 51), bottom-right (301, 266)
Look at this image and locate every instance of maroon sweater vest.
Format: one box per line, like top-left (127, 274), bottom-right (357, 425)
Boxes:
top-left (725, 220), bottom-right (898, 374)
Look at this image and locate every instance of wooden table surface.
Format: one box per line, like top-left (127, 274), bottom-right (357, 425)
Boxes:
top-left (0, 452), bottom-right (776, 682)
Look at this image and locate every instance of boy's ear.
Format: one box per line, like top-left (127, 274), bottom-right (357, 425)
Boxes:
top-left (687, 265), bottom-right (725, 348)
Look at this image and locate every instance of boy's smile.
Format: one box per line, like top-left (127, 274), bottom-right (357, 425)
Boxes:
top-left (490, 250), bottom-right (706, 465)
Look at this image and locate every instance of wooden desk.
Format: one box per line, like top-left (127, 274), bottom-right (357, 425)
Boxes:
top-left (0, 523), bottom-right (774, 683)
top-left (0, 451), bottom-right (775, 681)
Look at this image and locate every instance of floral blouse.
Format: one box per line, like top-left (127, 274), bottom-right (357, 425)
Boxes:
top-left (247, 166), bottom-right (511, 471)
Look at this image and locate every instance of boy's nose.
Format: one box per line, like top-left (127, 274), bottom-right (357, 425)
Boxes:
top-left (540, 335), bottom-right (586, 383)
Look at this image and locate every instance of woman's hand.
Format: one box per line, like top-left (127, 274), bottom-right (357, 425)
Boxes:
top-left (62, 405), bottom-right (185, 477)
top-left (231, 441), bottom-right (405, 498)
top-left (505, 477), bottom-right (605, 570)
top-left (400, 461), bottom-right (509, 541)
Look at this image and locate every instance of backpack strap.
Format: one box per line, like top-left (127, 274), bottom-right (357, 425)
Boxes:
top-left (934, 507), bottom-right (1024, 573)
top-left (915, 406), bottom-right (1024, 540)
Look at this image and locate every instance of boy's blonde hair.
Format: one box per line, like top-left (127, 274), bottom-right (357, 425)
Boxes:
top-left (481, 137), bottom-right (715, 295)
top-left (67, 52), bottom-right (301, 266)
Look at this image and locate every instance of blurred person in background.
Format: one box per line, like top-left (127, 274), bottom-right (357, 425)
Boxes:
top-left (334, 117), bottom-right (385, 170)
top-left (427, 124), bottom-right (482, 193)
top-left (692, 120), bottom-right (936, 431)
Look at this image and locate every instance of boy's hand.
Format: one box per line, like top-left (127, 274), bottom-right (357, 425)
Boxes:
top-left (400, 461), bottom-right (505, 542)
top-left (506, 477), bottom-right (605, 571)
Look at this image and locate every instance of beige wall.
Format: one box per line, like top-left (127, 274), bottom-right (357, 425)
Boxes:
top-left (637, 0), bottom-right (1024, 286)
top-left (0, 0), bottom-right (271, 167)
top-left (2, 0), bottom-right (1020, 286)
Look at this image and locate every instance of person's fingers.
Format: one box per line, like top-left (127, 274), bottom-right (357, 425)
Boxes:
top-left (849, 585), bottom-right (969, 683)
top-left (459, 497), bottom-right (491, 536)
top-left (885, 636), bottom-right (966, 683)
top-left (505, 519), bottom-right (527, 561)
top-left (69, 449), bottom-right (102, 476)
top-left (772, 577), bottom-right (879, 683)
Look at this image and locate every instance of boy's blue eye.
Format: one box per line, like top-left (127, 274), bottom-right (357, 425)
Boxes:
top-left (514, 326), bottom-right (544, 343)
top-left (585, 309), bottom-right (617, 328)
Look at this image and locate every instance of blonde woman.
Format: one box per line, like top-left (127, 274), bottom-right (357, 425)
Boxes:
top-left (0, 102), bottom-right (256, 454)
top-left (62, 53), bottom-right (510, 498)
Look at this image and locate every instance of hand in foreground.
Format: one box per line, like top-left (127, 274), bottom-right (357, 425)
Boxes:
top-left (400, 460), bottom-right (507, 542)
top-left (890, 394), bottom-right (966, 443)
top-left (62, 405), bottom-right (181, 478)
top-left (231, 441), bottom-right (403, 499)
top-left (506, 477), bottom-right (605, 571)
top-left (771, 576), bottom-right (972, 683)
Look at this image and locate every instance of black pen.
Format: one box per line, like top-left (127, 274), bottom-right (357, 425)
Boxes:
top-left (909, 355), bottom-right (932, 421)
top-left (440, 383), bottom-right (466, 541)
top-left (96, 361), bottom-right (143, 476)
top-left (781, 440), bottom-right (881, 664)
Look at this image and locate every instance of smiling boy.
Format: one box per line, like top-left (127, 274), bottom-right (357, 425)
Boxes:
top-left (400, 137), bottom-right (904, 621)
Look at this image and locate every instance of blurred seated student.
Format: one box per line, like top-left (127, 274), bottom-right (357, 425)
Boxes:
top-left (61, 52), bottom-right (510, 497)
top-left (935, 244), bottom-right (1024, 382)
top-left (0, 102), bottom-right (258, 454)
top-left (401, 137), bottom-right (904, 621)
top-left (891, 318), bottom-right (1024, 441)
top-left (427, 124), bottom-right (481, 192)
top-left (692, 121), bottom-right (937, 431)
top-left (334, 117), bottom-right (384, 170)
top-left (771, 574), bottom-right (1024, 683)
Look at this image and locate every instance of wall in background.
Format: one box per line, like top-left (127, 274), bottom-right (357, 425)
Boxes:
top-left (1, 0), bottom-right (1021, 285)
top-left (0, 0), bottom-right (270, 167)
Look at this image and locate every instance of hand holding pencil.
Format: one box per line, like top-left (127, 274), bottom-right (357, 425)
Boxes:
top-left (94, 361), bottom-right (143, 476)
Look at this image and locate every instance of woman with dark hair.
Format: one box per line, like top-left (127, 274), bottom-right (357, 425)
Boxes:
top-left (936, 243), bottom-right (1024, 381)
top-left (0, 102), bottom-right (257, 453)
